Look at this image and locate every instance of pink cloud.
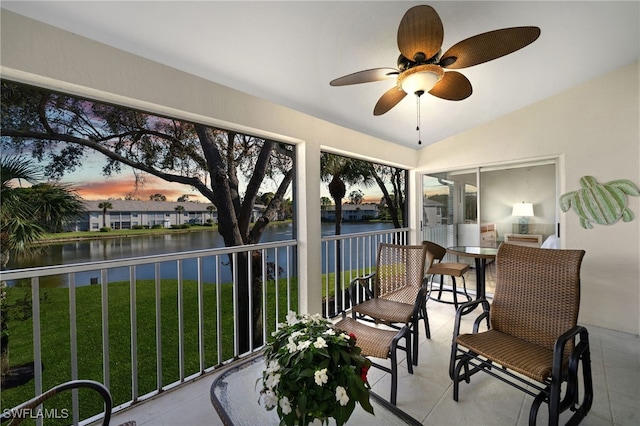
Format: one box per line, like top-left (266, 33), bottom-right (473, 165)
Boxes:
top-left (73, 174), bottom-right (206, 202)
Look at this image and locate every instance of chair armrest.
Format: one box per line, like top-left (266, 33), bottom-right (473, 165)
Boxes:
top-left (348, 272), bottom-right (376, 303)
top-left (552, 325), bottom-right (589, 381)
top-left (452, 299), bottom-right (491, 338)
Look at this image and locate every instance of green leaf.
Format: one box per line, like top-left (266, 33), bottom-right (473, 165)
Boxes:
top-left (300, 367), bottom-right (315, 377)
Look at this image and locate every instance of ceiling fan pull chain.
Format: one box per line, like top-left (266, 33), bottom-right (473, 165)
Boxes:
top-left (416, 93), bottom-right (422, 145)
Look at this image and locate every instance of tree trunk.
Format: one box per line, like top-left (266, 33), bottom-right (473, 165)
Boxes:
top-left (328, 176), bottom-right (347, 312)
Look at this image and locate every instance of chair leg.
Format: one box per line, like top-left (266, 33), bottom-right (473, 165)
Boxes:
top-left (412, 318), bottom-right (419, 366)
top-left (529, 392), bottom-right (546, 426)
top-left (405, 328), bottom-right (413, 375)
top-left (451, 276), bottom-right (459, 309)
top-left (422, 305), bottom-right (431, 339)
top-left (390, 341), bottom-right (398, 405)
top-left (460, 275), bottom-right (470, 302)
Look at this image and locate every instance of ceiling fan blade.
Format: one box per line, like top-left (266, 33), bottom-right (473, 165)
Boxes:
top-left (440, 26), bottom-right (541, 69)
top-left (429, 71), bottom-right (472, 101)
top-left (374, 86), bottom-right (407, 115)
top-left (330, 68), bottom-right (399, 86)
top-left (397, 5), bottom-right (444, 63)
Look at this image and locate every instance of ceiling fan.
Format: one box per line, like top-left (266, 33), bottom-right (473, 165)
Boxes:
top-left (330, 5), bottom-right (540, 142)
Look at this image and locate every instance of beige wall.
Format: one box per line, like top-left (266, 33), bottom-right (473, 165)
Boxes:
top-left (2, 10), bottom-right (639, 334)
top-left (418, 62), bottom-right (640, 334)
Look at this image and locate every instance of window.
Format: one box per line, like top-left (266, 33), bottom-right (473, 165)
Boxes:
top-left (1, 79), bottom-right (297, 246)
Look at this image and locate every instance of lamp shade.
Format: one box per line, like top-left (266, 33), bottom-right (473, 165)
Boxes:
top-left (512, 202), bottom-right (534, 217)
top-left (398, 64), bottom-right (444, 95)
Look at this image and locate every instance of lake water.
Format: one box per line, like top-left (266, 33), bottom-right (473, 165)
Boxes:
top-left (7, 222), bottom-right (395, 288)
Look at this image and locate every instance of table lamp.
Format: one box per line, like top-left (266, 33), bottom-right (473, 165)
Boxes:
top-left (512, 202), bottom-right (534, 234)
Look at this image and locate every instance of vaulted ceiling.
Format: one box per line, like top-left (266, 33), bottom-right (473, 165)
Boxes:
top-left (2, 1), bottom-right (639, 149)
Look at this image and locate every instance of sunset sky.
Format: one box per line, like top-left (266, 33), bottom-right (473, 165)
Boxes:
top-left (60, 157), bottom-right (379, 204)
top-left (53, 151), bottom-right (332, 203)
top-left (54, 153), bottom-right (209, 202)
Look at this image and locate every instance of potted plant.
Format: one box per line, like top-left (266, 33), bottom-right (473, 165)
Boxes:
top-left (259, 311), bottom-right (374, 425)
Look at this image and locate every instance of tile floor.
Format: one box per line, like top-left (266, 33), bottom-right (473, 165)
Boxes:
top-left (109, 291), bottom-right (640, 426)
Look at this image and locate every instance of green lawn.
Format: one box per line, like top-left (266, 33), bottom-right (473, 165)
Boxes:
top-left (1, 278), bottom-right (298, 425)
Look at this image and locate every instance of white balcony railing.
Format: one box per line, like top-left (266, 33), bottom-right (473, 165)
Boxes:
top-left (0, 240), bottom-right (297, 425)
top-left (1, 227), bottom-right (407, 425)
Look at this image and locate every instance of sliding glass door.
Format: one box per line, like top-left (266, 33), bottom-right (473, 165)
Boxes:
top-left (422, 159), bottom-right (557, 249)
top-left (422, 169), bottom-right (478, 247)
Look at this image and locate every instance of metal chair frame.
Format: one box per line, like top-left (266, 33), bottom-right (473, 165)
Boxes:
top-left (449, 244), bottom-right (593, 426)
top-left (335, 314), bottom-right (412, 405)
top-left (348, 243), bottom-right (430, 366)
top-left (1, 380), bottom-right (112, 425)
top-left (423, 241), bottom-right (471, 309)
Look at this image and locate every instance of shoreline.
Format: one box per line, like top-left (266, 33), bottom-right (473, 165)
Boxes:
top-left (37, 225), bottom-right (221, 245)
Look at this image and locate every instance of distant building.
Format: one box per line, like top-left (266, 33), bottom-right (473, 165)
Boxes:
top-left (73, 200), bottom-right (221, 231)
top-left (320, 204), bottom-right (379, 222)
top-left (423, 198), bottom-right (444, 225)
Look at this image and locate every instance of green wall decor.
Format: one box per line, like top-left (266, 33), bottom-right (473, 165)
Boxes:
top-left (560, 176), bottom-right (640, 229)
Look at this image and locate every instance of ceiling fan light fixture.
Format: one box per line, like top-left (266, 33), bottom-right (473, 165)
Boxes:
top-left (398, 64), bottom-right (444, 95)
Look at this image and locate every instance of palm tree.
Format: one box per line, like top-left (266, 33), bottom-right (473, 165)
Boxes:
top-left (98, 201), bottom-right (113, 228)
top-left (320, 153), bottom-right (373, 234)
top-left (1, 156), bottom-right (43, 269)
top-left (1, 156), bottom-right (84, 268)
top-left (174, 205), bottom-right (185, 225)
top-left (320, 153), bottom-right (374, 312)
top-left (1, 156), bottom-right (85, 380)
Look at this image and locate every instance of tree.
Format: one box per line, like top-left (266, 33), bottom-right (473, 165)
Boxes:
top-left (0, 155), bottom-right (85, 381)
top-left (320, 153), bottom-right (373, 235)
top-left (1, 80), bottom-right (294, 352)
top-left (174, 205), bottom-right (185, 225)
top-left (98, 201), bottom-right (113, 228)
top-left (320, 196), bottom-right (332, 206)
top-left (149, 193), bottom-right (167, 201)
top-left (177, 194), bottom-right (190, 202)
top-left (259, 192), bottom-right (275, 206)
top-left (320, 153), bottom-right (374, 311)
top-left (367, 164), bottom-right (406, 228)
top-left (0, 156), bottom-right (86, 268)
top-left (348, 189), bottom-right (364, 205)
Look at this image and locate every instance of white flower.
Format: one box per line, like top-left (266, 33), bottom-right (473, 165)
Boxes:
top-left (313, 336), bottom-right (327, 349)
top-left (309, 419), bottom-right (323, 426)
top-left (310, 313), bottom-right (323, 323)
top-left (286, 337), bottom-right (298, 353)
top-left (323, 328), bottom-right (336, 336)
top-left (297, 339), bottom-right (311, 351)
top-left (335, 386), bottom-right (349, 406)
top-left (286, 311), bottom-right (300, 326)
top-left (266, 360), bottom-right (280, 374)
top-left (314, 368), bottom-right (328, 386)
top-left (279, 396), bottom-right (292, 415)
top-left (265, 372), bottom-right (281, 389)
top-left (263, 390), bottom-right (277, 409)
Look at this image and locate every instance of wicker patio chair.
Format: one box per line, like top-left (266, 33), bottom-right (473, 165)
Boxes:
top-left (422, 241), bottom-right (471, 309)
top-left (349, 242), bottom-right (430, 366)
top-left (0, 380), bottom-right (122, 425)
top-left (449, 243), bottom-right (592, 426)
top-left (335, 315), bottom-right (412, 405)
